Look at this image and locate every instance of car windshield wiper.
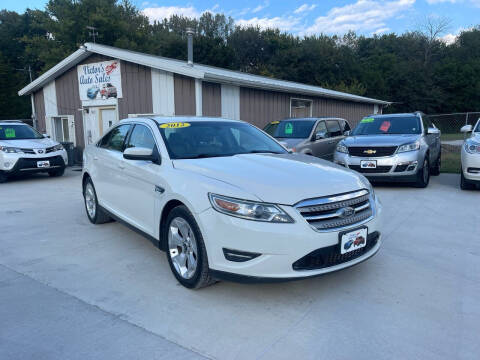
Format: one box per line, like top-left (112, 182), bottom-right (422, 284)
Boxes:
top-left (182, 153), bottom-right (233, 159)
top-left (242, 150), bottom-right (284, 154)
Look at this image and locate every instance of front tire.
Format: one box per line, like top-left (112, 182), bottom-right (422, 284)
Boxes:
top-left (414, 157), bottom-right (430, 188)
top-left (48, 167), bottom-right (65, 177)
top-left (431, 152), bottom-right (441, 176)
top-left (164, 205), bottom-right (215, 289)
top-left (460, 169), bottom-right (475, 190)
top-left (83, 178), bottom-right (112, 224)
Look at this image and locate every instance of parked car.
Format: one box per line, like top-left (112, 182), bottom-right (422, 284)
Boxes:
top-left (87, 85), bottom-right (100, 99)
top-left (82, 116), bottom-right (382, 289)
top-left (0, 121), bottom-right (67, 183)
top-left (460, 119), bottom-right (480, 190)
top-left (100, 83), bottom-right (117, 99)
top-left (334, 113), bottom-right (441, 188)
top-left (263, 118), bottom-right (351, 160)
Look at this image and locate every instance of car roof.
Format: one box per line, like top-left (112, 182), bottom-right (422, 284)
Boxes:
top-left (277, 117), bottom-right (346, 122)
top-left (0, 120), bottom-right (29, 125)
top-left (120, 116), bottom-right (242, 125)
top-left (368, 113), bottom-right (420, 118)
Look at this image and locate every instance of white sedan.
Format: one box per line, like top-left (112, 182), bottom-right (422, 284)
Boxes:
top-left (82, 117), bottom-right (382, 289)
top-left (460, 119), bottom-right (480, 190)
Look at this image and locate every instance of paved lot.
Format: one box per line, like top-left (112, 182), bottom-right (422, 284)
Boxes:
top-left (1, 170), bottom-right (479, 360)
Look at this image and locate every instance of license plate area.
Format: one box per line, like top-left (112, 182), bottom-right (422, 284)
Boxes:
top-left (37, 160), bottom-right (50, 168)
top-left (360, 160), bottom-right (377, 169)
top-left (339, 227), bottom-right (368, 255)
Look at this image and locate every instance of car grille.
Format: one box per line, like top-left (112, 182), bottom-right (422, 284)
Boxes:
top-left (348, 146), bottom-right (397, 157)
top-left (292, 231), bottom-right (380, 271)
top-left (295, 189), bottom-right (373, 231)
top-left (16, 156), bottom-right (65, 170)
top-left (20, 148), bottom-right (36, 154)
top-left (348, 165), bottom-right (392, 174)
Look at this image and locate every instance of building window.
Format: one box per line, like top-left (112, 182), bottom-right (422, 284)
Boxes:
top-left (52, 116), bottom-right (70, 143)
top-left (290, 98), bottom-right (312, 118)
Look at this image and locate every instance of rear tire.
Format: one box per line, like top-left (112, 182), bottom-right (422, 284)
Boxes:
top-left (431, 152), bottom-right (441, 176)
top-left (83, 178), bottom-right (112, 224)
top-left (414, 157), bottom-right (430, 188)
top-left (460, 169), bottom-right (475, 190)
top-left (48, 167), bottom-right (65, 177)
top-left (164, 205), bottom-right (215, 289)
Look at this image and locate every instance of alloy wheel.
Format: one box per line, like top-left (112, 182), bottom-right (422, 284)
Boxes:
top-left (85, 183), bottom-right (97, 219)
top-left (168, 217), bottom-right (198, 279)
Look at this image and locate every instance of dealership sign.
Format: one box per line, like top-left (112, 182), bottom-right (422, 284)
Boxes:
top-left (77, 60), bottom-right (122, 101)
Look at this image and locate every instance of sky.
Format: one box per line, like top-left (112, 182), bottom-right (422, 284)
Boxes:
top-left (2, 0), bottom-right (479, 43)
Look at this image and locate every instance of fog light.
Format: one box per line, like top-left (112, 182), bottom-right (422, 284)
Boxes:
top-left (4, 162), bottom-right (11, 168)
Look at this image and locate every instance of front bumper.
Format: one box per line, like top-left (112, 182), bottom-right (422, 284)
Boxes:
top-left (197, 196), bottom-right (382, 279)
top-left (334, 150), bottom-right (422, 180)
top-left (0, 150), bottom-right (67, 175)
top-left (461, 148), bottom-right (480, 183)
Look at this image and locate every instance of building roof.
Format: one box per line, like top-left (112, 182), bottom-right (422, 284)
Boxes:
top-left (18, 43), bottom-right (390, 105)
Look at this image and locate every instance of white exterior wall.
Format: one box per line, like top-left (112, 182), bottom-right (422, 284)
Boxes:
top-left (221, 84), bottom-right (240, 120)
top-left (43, 80), bottom-right (58, 137)
top-left (151, 69), bottom-right (175, 116)
top-left (195, 79), bottom-right (203, 116)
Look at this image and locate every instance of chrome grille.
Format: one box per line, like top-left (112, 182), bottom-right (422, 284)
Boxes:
top-left (20, 148), bottom-right (35, 154)
top-left (295, 189), bottom-right (373, 231)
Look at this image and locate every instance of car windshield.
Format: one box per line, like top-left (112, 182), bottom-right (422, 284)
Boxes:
top-left (263, 121), bottom-right (279, 136)
top-left (475, 121), bottom-right (480, 132)
top-left (158, 121), bottom-right (287, 159)
top-left (352, 116), bottom-right (421, 135)
top-left (271, 120), bottom-right (316, 139)
top-left (0, 124), bottom-right (44, 140)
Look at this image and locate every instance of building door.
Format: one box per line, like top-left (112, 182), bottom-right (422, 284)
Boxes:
top-left (83, 106), bottom-right (118, 145)
top-left (99, 108), bottom-right (117, 135)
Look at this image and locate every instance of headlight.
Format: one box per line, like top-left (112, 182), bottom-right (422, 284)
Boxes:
top-left (336, 142), bottom-right (348, 154)
top-left (0, 146), bottom-right (22, 153)
top-left (397, 141), bottom-right (420, 153)
top-left (465, 141), bottom-right (480, 154)
top-left (209, 193), bottom-right (294, 223)
top-left (360, 176), bottom-right (376, 200)
top-left (53, 144), bottom-right (64, 151)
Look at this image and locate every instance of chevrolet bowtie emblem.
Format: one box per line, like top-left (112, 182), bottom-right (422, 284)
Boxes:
top-left (363, 149), bottom-right (377, 154)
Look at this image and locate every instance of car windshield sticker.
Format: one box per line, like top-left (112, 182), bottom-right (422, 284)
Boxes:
top-left (285, 122), bottom-right (293, 135)
top-left (361, 117), bottom-right (374, 123)
top-left (159, 122), bottom-right (191, 129)
top-left (380, 121), bottom-right (391, 132)
top-left (270, 121), bottom-right (280, 124)
top-left (5, 128), bottom-right (15, 138)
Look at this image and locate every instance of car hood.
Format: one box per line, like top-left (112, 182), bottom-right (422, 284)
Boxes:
top-left (343, 134), bottom-right (420, 146)
top-left (0, 138), bottom-right (57, 148)
top-left (275, 138), bottom-right (305, 149)
top-left (172, 153), bottom-right (367, 205)
top-left (470, 133), bottom-right (480, 142)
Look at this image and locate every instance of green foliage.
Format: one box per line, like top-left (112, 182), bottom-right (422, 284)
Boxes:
top-left (0, 0), bottom-right (479, 120)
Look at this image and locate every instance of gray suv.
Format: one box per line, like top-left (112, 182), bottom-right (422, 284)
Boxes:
top-left (334, 113), bottom-right (441, 188)
top-left (264, 118), bottom-right (351, 160)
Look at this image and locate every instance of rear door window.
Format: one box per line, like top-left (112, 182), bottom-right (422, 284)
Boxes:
top-left (326, 120), bottom-right (342, 137)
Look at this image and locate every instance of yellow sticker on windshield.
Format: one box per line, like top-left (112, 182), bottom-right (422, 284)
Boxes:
top-left (159, 122), bottom-right (191, 129)
top-left (270, 121), bottom-right (280, 124)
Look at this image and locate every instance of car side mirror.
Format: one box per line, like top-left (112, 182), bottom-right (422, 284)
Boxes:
top-left (343, 130), bottom-right (351, 136)
top-left (427, 127), bottom-right (440, 135)
top-left (460, 125), bottom-right (472, 133)
top-left (43, 133), bottom-right (50, 138)
top-left (314, 131), bottom-right (327, 141)
top-left (123, 147), bottom-right (158, 163)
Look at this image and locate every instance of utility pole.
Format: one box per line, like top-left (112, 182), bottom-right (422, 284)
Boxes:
top-left (86, 26), bottom-right (98, 43)
top-left (15, 65), bottom-right (37, 129)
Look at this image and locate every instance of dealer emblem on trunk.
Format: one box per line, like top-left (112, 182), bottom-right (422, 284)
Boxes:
top-left (363, 149), bottom-right (377, 154)
top-left (337, 206), bottom-right (355, 218)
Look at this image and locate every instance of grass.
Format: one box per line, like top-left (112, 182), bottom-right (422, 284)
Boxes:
top-left (441, 151), bottom-right (461, 173)
top-left (441, 133), bottom-right (465, 142)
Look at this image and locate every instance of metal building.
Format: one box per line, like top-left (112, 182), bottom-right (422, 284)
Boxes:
top-left (18, 42), bottom-right (389, 158)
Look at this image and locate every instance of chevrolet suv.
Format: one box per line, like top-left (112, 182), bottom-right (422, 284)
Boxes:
top-left (0, 121), bottom-right (67, 183)
top-left (334, 113), bottom-right (441, 188)
top-left (82, 117), bottom-right (382, 289)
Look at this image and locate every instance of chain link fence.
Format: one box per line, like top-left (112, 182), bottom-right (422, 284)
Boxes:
top-left (429, 112), bottom-right (480, 173)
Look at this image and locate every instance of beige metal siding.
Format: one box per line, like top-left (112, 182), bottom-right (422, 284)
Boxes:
top-left (240, 87), bottom-right (290, 129)
top-left (202, 82), bottom-right (221, 117)
top-left (312, 98), bottom-right (374, 127)
top-left (174, 74), bottom-right (196, 115)
top-left (118, 61), bottom-right (153, 119)
top-left (33, 90), bottom-right (46, 133)
top-left (55, 65), bottom-right (83, 146)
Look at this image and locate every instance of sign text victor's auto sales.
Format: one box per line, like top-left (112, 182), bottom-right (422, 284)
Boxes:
top-left (77, 59), bottom-right (123, 101)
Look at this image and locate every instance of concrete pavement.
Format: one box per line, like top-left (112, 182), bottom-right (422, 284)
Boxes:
top-left (0, 170), bottom-right (479, 359)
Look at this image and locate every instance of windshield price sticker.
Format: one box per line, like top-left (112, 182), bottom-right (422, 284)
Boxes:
top-left (380, 121), bottom-right (391, 132)
top-left (5, 128), bottom-right (15, 138)
top-left (285, 122), bottom-right (293, 135)
top-left (361, 117), bottom-right (374, 123)
top-left (160, 122), bottom-right (191, 129)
